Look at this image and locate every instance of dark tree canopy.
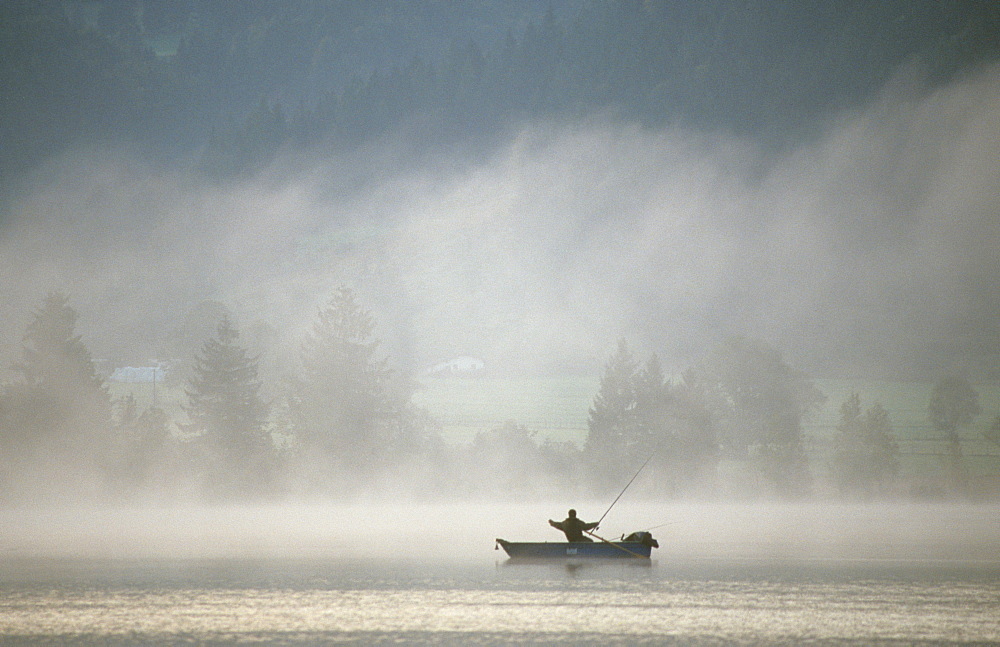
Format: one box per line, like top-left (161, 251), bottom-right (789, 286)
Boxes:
top-left (290, 286), bottom-right (415, 488)
top-left (831, 393), bottom-right (899, 498)
top-left (1, 291), bottom-right (111, 453)
top-left (3, 1), bottom-right (999, 182)
top-left (184, 315), bottom-right (271, 497)
top-left (169, 300), bottom-right (234, 371)
top-left (929, 375), bottom-right (981, 439)
top-left (700, 337), bottom-right (824, 497)
top-left (108, 393), bottom-right (172, 491)
top-left (928, 375), bottom-right (980, 496)
top-left (585, 339), bottom-right (641, 490)
top-left (0, 292), bottom-right (113, 499)
top-left (585, 339), bottom-right (716, 496)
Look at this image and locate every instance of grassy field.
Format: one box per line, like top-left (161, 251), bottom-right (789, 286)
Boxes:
top-left (411, 375), bottom-right (598, 444)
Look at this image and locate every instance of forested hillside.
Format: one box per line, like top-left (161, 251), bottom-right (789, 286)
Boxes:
top-left (3, 0), bottom-right (998, 183)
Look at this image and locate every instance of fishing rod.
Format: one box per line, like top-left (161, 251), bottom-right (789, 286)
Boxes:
top-left (596, 453), bottom-right (654, 527)
top-left (642, 520), bottom-right (684, 532)
top-left (584, 529), bottom-right (649, 559)
top-left (608, 521), bottom-right (682, 541)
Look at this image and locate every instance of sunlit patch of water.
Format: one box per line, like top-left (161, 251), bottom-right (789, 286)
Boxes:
top-left (2, 560), bottom-right (999, 644)
top-left (2, 503), bottom-right (1000, 644)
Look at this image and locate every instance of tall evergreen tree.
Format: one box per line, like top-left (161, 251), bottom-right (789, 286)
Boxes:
top-left (633, 354), bottom-right (715, 492)
top-left (700, 337), bottom-right (824, 497)
top-left (109, 393), bottom-right (172, 492)
top-left (633, 353), bottom-right (670, 454)
top-left (586, 341), bottom-right (717, 496)
top-left (584, 339), bottom-right (640, 492)
top-left (184, 315), bottom-right (270, 497)
top-left (928, 375), bottom-right (980, 496)
top-left (657, 369), bottom-right (718, 493)
top-left (0, 292), bottom-right (112, 499)
top-left (291, 286), bottom-right (404, 485)
top-left (831, 393), bottom-right (899, 498)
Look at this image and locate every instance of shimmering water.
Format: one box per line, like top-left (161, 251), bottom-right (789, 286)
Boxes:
top-left (2, 556), bottom-right (999, 645)
top-left (3, 503), bottom-right (999, 644)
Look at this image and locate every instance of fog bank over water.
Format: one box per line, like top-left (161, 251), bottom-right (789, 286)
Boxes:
top-left (1, 64), bottom-right (999, 378)
top-left (3, 502), bottom-right (998, 564)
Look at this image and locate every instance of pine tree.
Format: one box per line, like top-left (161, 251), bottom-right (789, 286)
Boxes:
top-left (831, 393), bottom-right (899, 498)
top-left (0, 292), bottom-right (113, 499)
top-left (633, 353), bottom-right (670, 453)
top-left (658, 370), bottom-right (718, 493)
top-left (864, 403), bottom-right (899, 490)
top-left (584, 339), bottom-right (640, 493)
top-left (184, 315), bottom-right (270, 496)
top-left (928, 375), bottom-right (980, 496)
top-left (1, 292), bottom-right (111, 454)
top-left (585, 342), bottom-right (717, 497)
top-left (292, 287), bottom-right (403, 481)
top-left (700, 337), bottom-right (824, 497)
top-left (109, 394), bottom-right (172, 491)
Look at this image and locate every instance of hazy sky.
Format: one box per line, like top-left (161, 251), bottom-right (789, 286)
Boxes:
top-left (1, 62), bottom-right (998, 379)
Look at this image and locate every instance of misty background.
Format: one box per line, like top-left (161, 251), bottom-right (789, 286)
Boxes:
top-left (1, 1), bottom-right (999, 505)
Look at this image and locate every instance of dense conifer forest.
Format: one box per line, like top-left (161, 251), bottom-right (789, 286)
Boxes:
top-left (3, 1), bottom-right (998, 183)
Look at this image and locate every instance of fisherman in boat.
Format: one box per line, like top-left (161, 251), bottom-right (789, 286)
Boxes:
top-left (548, 509), bottom-right (599, 542)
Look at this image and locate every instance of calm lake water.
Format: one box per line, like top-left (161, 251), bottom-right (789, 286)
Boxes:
top-left (2, 555), bottom-right (999, 645)
top-left (2, 503), bottom-right (999, 644)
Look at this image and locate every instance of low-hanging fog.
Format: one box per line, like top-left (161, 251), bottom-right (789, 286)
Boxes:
top-left (1, 20), bottom-right (999, 568)
top-left (3, 501), bottom-right (999, 564)
top-left (2, 63), bottom-right (999, 381)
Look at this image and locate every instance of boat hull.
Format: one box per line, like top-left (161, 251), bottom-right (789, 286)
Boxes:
top-left (495, 538), bottom-right (652, 559)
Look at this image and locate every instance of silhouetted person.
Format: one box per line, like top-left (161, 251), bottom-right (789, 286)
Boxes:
top-left (548, 509), bottom-right (598, 542)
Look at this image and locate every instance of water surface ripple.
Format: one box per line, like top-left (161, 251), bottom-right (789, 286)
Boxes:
top-left (2, 556), bottom-right (998, 645)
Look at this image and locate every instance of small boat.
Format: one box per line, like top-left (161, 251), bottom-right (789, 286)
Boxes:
top-left (495, 532), bottom-right (658, 560)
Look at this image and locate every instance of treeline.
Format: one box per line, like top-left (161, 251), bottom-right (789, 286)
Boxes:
top-left (581, 340), bottom-right (995, 500)
top-left (1, 290), bottom-right (995, 504)
top-left (3, 1), bottom-right (999, 181)
top-left (0, 288), bottom-right (445, 502)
